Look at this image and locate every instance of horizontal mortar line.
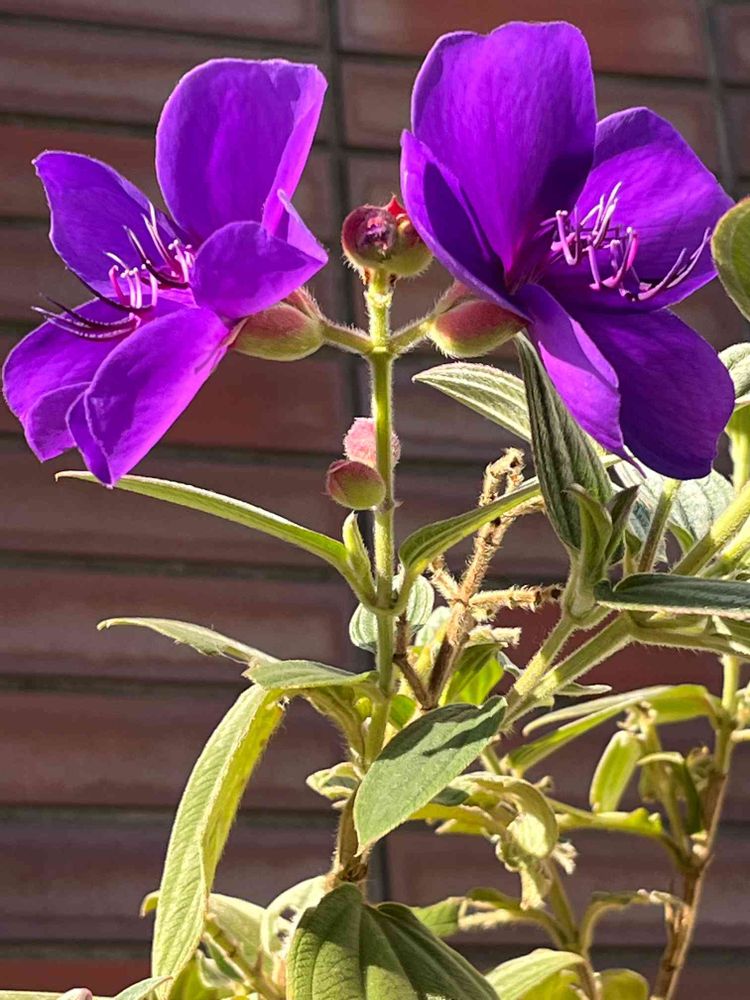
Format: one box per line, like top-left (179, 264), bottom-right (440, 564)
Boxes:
top-left (0, 941), bottom-right (150, 960)
top-left (0, 672), bottom-right (249, 699)
top-left (0, 11), bottom-right (325, 53)
top-left (0, 548), bottom-right (342, 583)
top-left (0, 803), bottom-right (336, 829)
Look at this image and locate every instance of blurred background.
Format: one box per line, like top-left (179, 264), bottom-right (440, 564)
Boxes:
top-left (0, 0), bottom-right (749, 995)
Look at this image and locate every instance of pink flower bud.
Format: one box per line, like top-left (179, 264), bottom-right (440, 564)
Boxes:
top-left (428, 283), bottom-right (525, 358)
top-left (343, 417), bottom-right (401, 468)
top-left (341, 198), bottom-right (432, 278)
top-left (326, 459), bottom-right (386, 510)
top-left (231, 295), bottom-right (324, 362)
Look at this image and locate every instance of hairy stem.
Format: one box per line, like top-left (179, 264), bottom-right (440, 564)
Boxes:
top-left (638, 478), bottom-right (679, 573)
top-left (652, 654), bottom-right (740, 1000)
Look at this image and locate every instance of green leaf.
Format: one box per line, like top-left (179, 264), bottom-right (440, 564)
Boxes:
top-left (485, 948), bottom-right (584, 1000)
top-left (260, 876), bottom-right (327, 958)
top-left (616, 464), bottom-right (733, 550)
top-left (206, 894), bottom-right (265, 970)
top-left (246, 658), bottom-right (374, 692)
top-left (399, 479), bottom-right (541, 579)
top-left (720, 343), bottom-right (750, 407)
top-left (152, 686), bottom-right (284, 986)
top-left (354, 697), bottom-right (506, 848)
top-left (58, 471), bottom-right (362, 591)
top-left (712, 198), bottom-right (750, 322)
top-left (443, 644), bottom-right (506, 705)
top-left (508, 684), bottom-right (716, 774)
top-left (466, 775), bottom-right (558, 859)
top-left (600, 969), bottom-right (650, 1000)
top-left (410, 898), bottom-right (463, 938)
top-left (517, 336), bottom-right (612, 550)
top-left (596, 573), bottom-right (750, 620)
top-left (287, 883), bottom-right (496, 1000)
top-left (350, 575), bottom-right (434, 652)
top-left (414, 362), bottom-right (531, 441)
top-left (114, 983), bottom-right (171, 1000)
top-left (589, 731), bottom-right (643, 812)
top-left (98, 618), bottom-right (270, 665)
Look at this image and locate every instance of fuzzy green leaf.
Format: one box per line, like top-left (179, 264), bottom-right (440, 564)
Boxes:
top-left (354, 697), bottom-right (506, 848)
top-left (596, 573), bottom-right (750, 620)
top-left (712, 198), bottom-right (750, 323)
top-left (589, 731), bottom-right (643, 812)
top-left (517, 336), bottom-right (612, 550)
top-left (485, 948), bottom-right (584, 1000)
top-left (246, 658), bottom-right (374, 692)
top-left (600, 969), bottom-right (650, 1000)
top-left (414, 362), bottom-right (531, 441)
top-left (98, 618), bottom-right (270, 665)
top-left (287, 883), bottom-right (496, 1000)
top-left (58, 471), bottom-right (358, 588)
top-left (152, 687), bottom-right (283, 989)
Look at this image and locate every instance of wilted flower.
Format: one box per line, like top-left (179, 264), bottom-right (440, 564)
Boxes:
top-left (3, 58), bottom-right (328, 484)
top-left (401, 21), bottom-right (734, 478)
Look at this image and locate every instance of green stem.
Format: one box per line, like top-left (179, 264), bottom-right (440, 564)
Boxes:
top-left (204, 916), bottom-right (282, 999)
top-left (322, 321), bottom-right (372, 355)
top-left (638, 478), bottom-right (680, 573)
top-left (389, 318), bottom-right (431, 354)
top-left (365, 272), bottom-right (397, 761)
top-left (506, 618), bottom-right (631, 726)
top-left (507, 614), bottom-right (577, 706)
top-left (673, 478), bottom-right (750, 576)
top-left (653, 653), bottom-right (740, 1000)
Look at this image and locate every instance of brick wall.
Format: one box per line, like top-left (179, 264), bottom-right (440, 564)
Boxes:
top-left (0, 2), bottom-right (748, 995)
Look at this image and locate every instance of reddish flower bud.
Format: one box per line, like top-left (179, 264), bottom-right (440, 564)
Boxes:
top-left (428, 283), bottom-right (525, 358)
top-left (343, 417), bottom-right (401, 468)
top-left (326, 459), bottom-right (386, 509)
top-left (231, 294), bottom-right (324, 361)
top-left (341, 199), bottom-right (432, 278)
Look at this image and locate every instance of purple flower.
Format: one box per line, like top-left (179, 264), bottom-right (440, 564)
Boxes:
top-left (401, 21), bottom-right (735, 479)
top-left (3, 59), bottom-right (327, 484)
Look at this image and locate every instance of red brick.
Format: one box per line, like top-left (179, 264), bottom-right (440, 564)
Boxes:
top-left (716, 4), bottom-right (750, 83)
top-left (0, 122), bottom-right (334, 237)
top-left (0, 21), bottom-right (331, 130)
top-left (0, 819), bottom-right (335, 941)
top-left (0, 0), bottom-right (322, 44)
top-left (727, 91), bottom-right (750, 179)
top-left (0, 959), bottom-right (150, 995)
top-left (0, 567), bottom-right (353, 682)
top-left (0, 691), bottom-right (341, 811)
top-left (0, 446), bottom-right (344, 566)
top-left (0, 325), bottom-right (348, 453)
top-left (338, 2), bottom-right (707, 78)
top-left (387, 824), bottom-right (750, 947)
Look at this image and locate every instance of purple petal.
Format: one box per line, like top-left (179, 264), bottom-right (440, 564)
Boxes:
top-left (519, 284), bottom-right (624, 456)
top-left (410, 22), bottom-right (595, 277)
top-left (191, 217), bottom-right (325, 321)
top-left (34, 151), bottom-right (180, 291)
top-left (24, 383), bottom-right (87, 460)
top-left (3, 300), bottom-right (128, 422)
top-left (544, 109), bottom-right (733, 313)
top-left (400, 132), bottom-right (524, 316)
top-left (572, 306), bottom-right (734, 478)
top-left (156, 59), bottom-right (326, 242)
top-left (70, 307), bottom-right (229, 484)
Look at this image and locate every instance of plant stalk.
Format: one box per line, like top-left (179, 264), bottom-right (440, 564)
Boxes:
top-left (637, 478), bottom-right (679, 573)
top-left (652, 654), bottom-right (740, 1000)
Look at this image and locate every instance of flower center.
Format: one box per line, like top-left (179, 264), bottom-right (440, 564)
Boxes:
top-left (34, 204), bottom-right (195, 340)
top-left (543, 183), bottom-right (710, 303)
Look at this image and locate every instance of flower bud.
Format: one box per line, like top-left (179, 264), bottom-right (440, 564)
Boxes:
top-left (326, 459), bottom-right (386, 510)
top-left (428, 282), bottom-right (525, 358)
top-left (343, 417), bottom-right (401, 468)
top-left (231, 294), bottom-right (324, 362)
top-left (341, 197), bottom-right (432, 278)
